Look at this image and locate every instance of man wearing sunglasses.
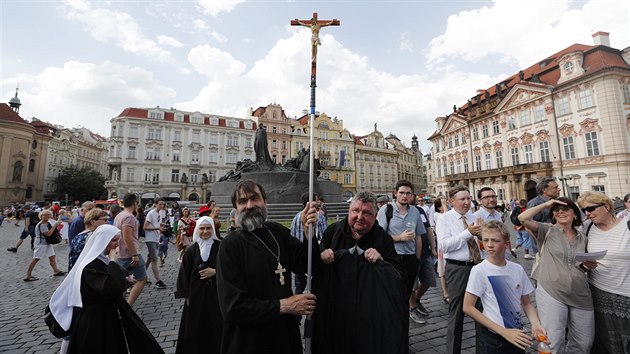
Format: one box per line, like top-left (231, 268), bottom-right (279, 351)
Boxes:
top-left (527, 177), bottom-right (561, 223)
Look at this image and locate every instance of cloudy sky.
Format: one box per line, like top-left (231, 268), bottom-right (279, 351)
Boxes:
top-left (2, 0), bottom-right (628, 152)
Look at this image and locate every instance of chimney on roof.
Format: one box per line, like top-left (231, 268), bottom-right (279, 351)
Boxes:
top-left (592, 31), bottom-right (610, 47)
top-left (302, 109), bottom-right (308, 116)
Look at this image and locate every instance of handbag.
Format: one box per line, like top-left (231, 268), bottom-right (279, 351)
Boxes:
top-left (44, 305), bottom-right (73, 338)
top-left (44, 223), bottom-right (62, 245)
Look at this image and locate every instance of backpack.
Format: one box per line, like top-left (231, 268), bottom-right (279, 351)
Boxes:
top-left (385, 203), bottom-right (394, 232)
top-left (44, 222), bottom-right (62, 245)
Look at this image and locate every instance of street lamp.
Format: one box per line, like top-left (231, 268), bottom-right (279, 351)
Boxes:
top-left (558, 176), bottom-right (573, 199)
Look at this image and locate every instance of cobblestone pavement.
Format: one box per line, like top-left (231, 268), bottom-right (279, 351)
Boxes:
top-left (0, 218), bottom-right (535, 353)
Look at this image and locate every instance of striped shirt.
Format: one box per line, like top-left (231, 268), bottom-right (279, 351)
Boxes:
top-left (587, 216), bottom-right (630, 297)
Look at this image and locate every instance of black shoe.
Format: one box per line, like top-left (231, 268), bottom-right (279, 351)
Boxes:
top-left (7, 247), bottom-right (17, 253)
top-left (416, 302), bottom-right (431, 316)
top-left (155, 280), bottom-right (166, 289)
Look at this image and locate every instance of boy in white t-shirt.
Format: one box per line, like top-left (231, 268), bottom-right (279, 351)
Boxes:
top-left (463, 221), bottom-right (547, 353)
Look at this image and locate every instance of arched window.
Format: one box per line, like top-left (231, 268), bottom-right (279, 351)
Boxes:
top-left (29, 159), bottom-right (36, 173)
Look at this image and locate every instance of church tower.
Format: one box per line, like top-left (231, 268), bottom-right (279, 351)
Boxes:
top-left (9, 86), bottom-right (21, 113)
top-left (411, 134), bottom-right (419, 152)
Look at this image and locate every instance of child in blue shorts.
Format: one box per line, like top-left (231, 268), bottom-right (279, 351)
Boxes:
top-left (158, 234), bottom-right (169, 267)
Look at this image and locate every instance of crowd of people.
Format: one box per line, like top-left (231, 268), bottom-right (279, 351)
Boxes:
top-left (3, 177), bottom-right (630, 353)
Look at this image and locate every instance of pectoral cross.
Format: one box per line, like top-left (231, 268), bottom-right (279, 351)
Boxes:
top-left (275, 262), bottom-right (287, 285)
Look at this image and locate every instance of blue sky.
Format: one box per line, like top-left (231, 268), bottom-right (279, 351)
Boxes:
top-left (2, 0), bottom-right (628, 152)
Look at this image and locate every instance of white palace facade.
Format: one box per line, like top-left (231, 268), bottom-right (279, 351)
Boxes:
top-left (106, 106), bottom-right (256, 203)
top-left (428, 32), bottom-right (630, 202)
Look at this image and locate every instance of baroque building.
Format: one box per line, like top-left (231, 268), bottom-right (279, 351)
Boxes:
top-left (290, 112), bottom-right (355, 197)
top-left (251, 103), bottom-right (293, 165)
top-left (385, 132), bottom-right (427, 194)
top-left (354, 125), bottom-right (399, 196)
top-left (428, 32), bottom-right (630, 201)
top-left (0, 93), bottom-right (52, 205)
top-left (106, 106), bottom-right (256, 204)
top-left (41, 123), bottom-right (108, 200)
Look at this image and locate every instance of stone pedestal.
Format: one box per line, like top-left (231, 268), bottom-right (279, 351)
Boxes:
top-left (211, 171), bottom-right (343, 205)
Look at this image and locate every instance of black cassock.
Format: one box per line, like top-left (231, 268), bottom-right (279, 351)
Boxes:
top-left (175, 241), bottom-right (222, 354)
top-left (216, 222), bottom-right (320, 354)
top-left (68, 260), bottom-right (164, 354)
top-left (312, 218), bottom-right (408, 354)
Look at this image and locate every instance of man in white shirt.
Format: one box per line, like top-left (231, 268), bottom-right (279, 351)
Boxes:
top-left (144, 198), bottom-right (167, 289)
top-left (473, 187), bottom-right (502, 223)
top-left (436, 185), bottom-right (482, 354)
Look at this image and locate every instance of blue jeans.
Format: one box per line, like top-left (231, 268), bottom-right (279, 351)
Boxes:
top-left (479, 326), bottom-right (525, 354)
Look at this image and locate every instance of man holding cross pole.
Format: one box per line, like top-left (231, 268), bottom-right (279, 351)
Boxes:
top-left (216, 180), bottom-right (321, 354)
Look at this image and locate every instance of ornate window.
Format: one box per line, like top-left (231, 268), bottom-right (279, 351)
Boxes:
top-left (563, 136), bottom-right (576, 159)
top-left (534, 105), bottom-right (545, 122)
top-left (579, 89), bottom-right (594, 109)
top-left (539, 141), bottom-right (550, 162)
top-left (524, 144), bottom-right (534, 163)
top-left (585, 132), bottom-right (600, 156)
top-left (555, 96), bottom-right (570, 116)
top-left (511, 147), bottom-right (520, 165)
top-left (495, 151), bottom-right (503, 168)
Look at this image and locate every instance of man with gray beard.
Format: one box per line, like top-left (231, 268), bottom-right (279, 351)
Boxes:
top-left (216, 180), bottom-right (321, 354)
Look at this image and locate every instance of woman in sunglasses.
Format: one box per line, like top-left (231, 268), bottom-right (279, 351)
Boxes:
top-left (518, 197), bottom-right (594, 353)
top-left (174, 216), bottom-right (222, 354)
top-left (577, 191), bottom-right (630, 354)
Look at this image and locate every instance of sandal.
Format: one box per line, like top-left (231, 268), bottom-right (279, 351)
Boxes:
top-left (23, 276), bottom-right (39, 282)
top-left (53, 271), bottom-right (66, 276)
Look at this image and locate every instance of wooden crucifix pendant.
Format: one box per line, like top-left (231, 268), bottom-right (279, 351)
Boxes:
top-left (275, 262), bottom-right (287, 285)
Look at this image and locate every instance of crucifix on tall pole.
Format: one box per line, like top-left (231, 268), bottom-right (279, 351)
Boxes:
top-left (291, 12), bottom-right (339, 354)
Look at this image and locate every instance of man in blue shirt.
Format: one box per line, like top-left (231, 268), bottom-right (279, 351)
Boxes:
top-left (290, 192), bottom-right (327, 294)
top-left (68, 201), bottom-right (95, 243)
top-left (376, 180), bottom-right (428, 324)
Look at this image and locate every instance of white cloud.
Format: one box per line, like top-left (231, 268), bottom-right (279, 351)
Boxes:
top-left (187, 45), bottom-right (247, 80)
top-left (197, 0), bottom-right (246, 16)
top-left (399, 32), bottom-right (414, 52)
top-left (2, 61), bottom-right (176, 136)
top-left (176, 29), bottom-right (502, 152)
top-left (63, 0), bottom-right (171, 61)
top-left (427, 0), bottom-right (629, 68)
top-left (157, 35), bottom-right (184, 48)
top-left (211, 31), bottom-right (228, 43)
top-left (193, 19), bottom-right (209, 31)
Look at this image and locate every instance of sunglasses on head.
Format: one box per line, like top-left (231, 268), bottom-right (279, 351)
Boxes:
top-left (581, 204), bottom-right (604, 213)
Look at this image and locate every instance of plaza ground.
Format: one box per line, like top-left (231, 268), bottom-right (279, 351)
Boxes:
top-left (0, 217), bottom-right (535, 353)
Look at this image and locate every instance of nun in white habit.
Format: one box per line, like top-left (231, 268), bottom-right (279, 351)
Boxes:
top-left (175, 216), bottom-right (223, 354)
top-left (48, 224), bottom-right (164, 354)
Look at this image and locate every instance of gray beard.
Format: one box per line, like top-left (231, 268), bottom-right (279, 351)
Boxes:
top-left (237, 206), bottom-right (268, 232)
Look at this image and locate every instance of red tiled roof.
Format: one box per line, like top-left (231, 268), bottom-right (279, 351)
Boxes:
top-left (457, 43), bottom-right (629, 113)
top-left (353, 135), bottom-right (367, 146)
top-left (0, 103), bottom-right (28, 124)
top-left (115, 107), bottom-right (256, 130)
top-left (117, 108), bottom-right (147, 118)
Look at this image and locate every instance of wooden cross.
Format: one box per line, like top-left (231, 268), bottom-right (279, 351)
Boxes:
top-left (275, 262), bottom-right (287, 285)
top-left (291, 12), bottom-right (340, 64)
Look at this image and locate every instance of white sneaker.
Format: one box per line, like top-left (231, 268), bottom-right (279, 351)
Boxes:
top-left (409, 309), bottom-right (426, 324)
top-left (524, 254), bottom-right (535, 260)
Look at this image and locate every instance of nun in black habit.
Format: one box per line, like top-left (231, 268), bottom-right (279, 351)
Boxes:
top-left (175, 216), bottom-right (222, 354)
top-left (48, 224), bottom-right (164, 354)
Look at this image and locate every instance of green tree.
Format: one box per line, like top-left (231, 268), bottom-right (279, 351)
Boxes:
top-left (55, 166), bottom-right (107, 202)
